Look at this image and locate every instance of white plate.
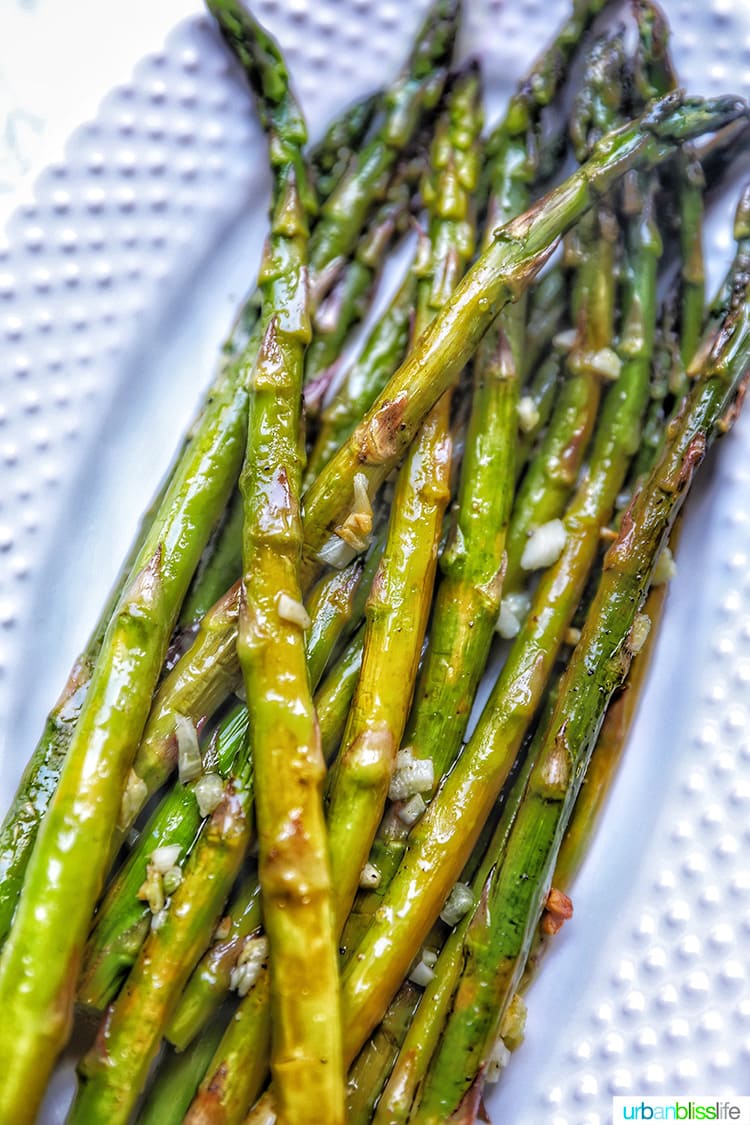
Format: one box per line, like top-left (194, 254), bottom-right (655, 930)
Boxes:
top-left (1, 2), bottom-right (749, 1122)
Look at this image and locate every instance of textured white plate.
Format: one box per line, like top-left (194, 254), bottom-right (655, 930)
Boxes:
top-left (0, 2), bottom-right (749, 1122)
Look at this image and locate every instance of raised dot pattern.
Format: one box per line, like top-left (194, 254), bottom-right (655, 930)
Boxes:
top-left (0, 3), bottom-right (748, 1123)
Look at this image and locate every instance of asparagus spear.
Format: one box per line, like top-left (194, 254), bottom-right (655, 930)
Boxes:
top-left (522, 264), bottom-right (567, 380)
top-left (164, 625), bottom-right (364, 1065)
top-left (168, 639), bottom-right (366, 1120)
top-left (301, 0), bottom-right (459, 394)
top-left (77, 701), bottom-right (247, 1011)
top-left (304, 166), bottom-right (419, 406)
top-left (373, 743), bottom-right (540, 1124)
top-left (414, 185), bottom-right (750, 1120)
top-left (326, 62), bottom-right (482, 931)
top-left (0, 289), bottom-right (250, 1125)
top-left (676, 154), bottom-right (707, 370)
top-left (338, 154), bottom-right (669, 1072)
top-left (502, 32), bottom-right (625, 597)
top-left (179, 490), bottom-right (245, 630)
top-left (305, 261), bottom-right (417, 482)
top-left (123, 581), bottom-right (243, 821)
top-left (345, 984), bottom-right (422, 1125)
top-left (211, 68), bottom-right (497, 1125)
top-left (300, 92), bottom-right (747, 581)
top-left (343, 0), bottom-right (609, 955)
top-left (139, 1016), bottom-right (227, 1125)
top-left (164, 573), bottom-right (371, 1051)
top-left (181, 79), bottom-right (482, 1116)
top-left (0, 0), bottom-right (386, 961)
top-left (213, 4), bottom-right (347, 1119)
top-left (306, 0), bottom-right (458, 279)
top-left (71, 753), bottom-right (255, 1123)
top-left (309, 90), bottom-right (380, 203)
top-left (70, 2), bottom-right (322, 1118)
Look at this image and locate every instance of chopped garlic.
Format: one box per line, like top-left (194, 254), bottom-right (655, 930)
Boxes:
top-left (214, 916), bottom-right (232, 942)
top-left (162, 866), bottom-right (183, 896)
top-left (150, 844), bottom-right (181, 874)
top-left (175, 713), bottom-right (202, 783)
top-left (564, 626), bottom-right (581, 647)
top-left (230, 936), bottom-right (268, 997)
top-left (588, 346), bottom-right (622, 381)
top-left (277, 592), bottom-right (311, 630)
top-left (516, 395), bottom-right (540, 434)
top-left (138, 864), bottom-right (165, 914)
top-left (398, 793), bottom-right (426, 826)
top-left (520, 519), bottom-right (567, 572)
top-left (651, 545), bottom-right (676, 586)
top-left (315, 534), bottom-right (358, 570)
top-left (496, 592), bottom-right (531, 640)
top-left (440, 882), bottom-right (474, 927)
top-left (333, 472), bottom-right (373, 552)
top-left (359, 862), bottom-right (381, 890)
top-left (194, 773), bottom-right (225, 818)
top-left (119, 770), bottom-right (148, 830)
top-left (553, 328), bottom-right (577, 352)
top-left (408, 948), bottom-right (438, 988)
top-left (485, 1036), bottom-right (512, 1083)
top-left (151, 907), bottom-right (169, 932)
top-left (627, 612), bottom-right (652, 656)
top-left (388, 749), bottom-right (434, 802)
top-left (499, 993), bottom-right (527, 1051)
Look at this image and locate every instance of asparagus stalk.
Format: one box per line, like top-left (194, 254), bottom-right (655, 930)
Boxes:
top-left (300, 92), bottom-right (747, 581)
top-left (172, 634), bottom-right (365, 1119)
top-left (179, 490), bottom-right (245, 630)
top-left (305, 262), bottom-right (417, 482)
top-left (0, 293), bottom-right (250, 1124)
top-left (326, 62), bottom-right (482, 931)
top-left (551, 580), bottom-right (667, 890)
top-left (343, 0), bottom-right (607, 955)
top-left (345, 984), bottom-right (422, 1125)
top-left (502, 32), bottom-right (625, 596)
top-left (139, 1016), bottom-right (227, 1125)
top-left (187, 971), bottom-right (273, 1125)
top-left (0, 0), bottom-right (387, 966)
top-left (70, 3), bottom-right (321, 1118)
top-left (338, 158), bottom-right (668, 1072)
top-left (181, 79), bottom-right (482, 1115)
top-left (678, 151), bottom-right (707, 366)
top-left (309, 90), bottom-right (380, 203)
top-left (373, 743), bottom-right (540, 1124)
top-left (307, 0), bottom-right (458, 279)
top-left (522, 264), bottom-right (567, 380)
top-left (78, 701), bottom-right (247, 1010)
top-left (301, 0), bottom-right (459, 392)
top-left (215, 5), bottom-right (346, 1119)
top-left (124, 582), bottom-right (243, 821)
top-left (71, 754), bottom-right (255, 1123)
top-left (515, 350), bottom-right (564, 475)
top-left (413, 185), bottom-right (750, 1120)
top-left (304, 166), bottom-right (419, 405)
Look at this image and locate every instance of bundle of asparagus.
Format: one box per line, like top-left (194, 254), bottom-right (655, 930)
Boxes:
top-left (0, 0), bottom-right (748, 1121)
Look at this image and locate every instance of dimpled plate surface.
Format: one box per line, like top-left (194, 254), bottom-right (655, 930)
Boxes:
top-left (0, 2), bottom-right (749, 1123)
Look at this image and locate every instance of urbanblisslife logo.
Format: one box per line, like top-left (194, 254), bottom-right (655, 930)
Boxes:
top-left (612, 1098), bottom-right (750, 1123)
